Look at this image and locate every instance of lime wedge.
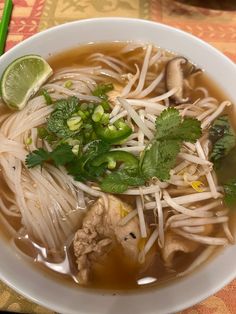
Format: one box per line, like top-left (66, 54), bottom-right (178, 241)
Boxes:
top-left (1, 55), bottom-right (53, 110)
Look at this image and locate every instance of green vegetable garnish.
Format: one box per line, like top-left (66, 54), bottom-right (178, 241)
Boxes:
top-left (67, 116), bottom-right (82, 131)
top-left (155, 107), bottom-right (202, 142)
top-left (100, 169), bottom-right (145, 194)
top-left (25, 137), bottom-right (32, 145)
top-left (47, 97), bottom-right (79, 138)
top-left (92, 83), bottom-right (113, 111)
top-left (92, 151), bottom-right (139, 170)
top-left (92, 105), bottom-right (104, 122)
top-left (94, 119), bottom-right (132, 144)
top-left (64, 80), bottom-right (73, 89)
top-left (25, 94), bottom-right (202, 194)
top-left (67, 140), bottom-right (111, 181)
top-left (140, 108), bottom-right (202, 181)
top-left (92, 83), bottom-right (113, 99)
top-left (140, 140), bottom-right (181, 181)
top-left (25, 143), bottom-right (75, 168)
top-left (41, 89), bottom-right (52, 105)
top-left (210, 115), bottom-right (236, 164)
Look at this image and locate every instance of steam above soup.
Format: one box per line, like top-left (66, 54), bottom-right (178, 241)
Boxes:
top-left (0, 42), bottom-right (236, 290)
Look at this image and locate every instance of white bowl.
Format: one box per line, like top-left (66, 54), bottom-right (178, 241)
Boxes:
top-left (1, 18), bottom-right (236, 314)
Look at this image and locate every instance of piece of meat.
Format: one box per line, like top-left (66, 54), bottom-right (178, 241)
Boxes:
top-left (73, 195), bottom-right (142, 284)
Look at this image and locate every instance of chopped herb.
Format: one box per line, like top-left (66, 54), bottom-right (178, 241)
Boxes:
top-left (92, 83), bottom-right (113, 111)
top-left (92, 105), bottom-right (104, 122)
top-left (37, 127), bottom-right (56, 143)
top-left (64, 80), bottom-right (73, 89)
top-left (92, 83), bottom-right (113, 100)
top-left (41, 89), bottom-right (52, 105)
top-left (53, 97), bottom-right (79, 117)
top-left (67, 116), bottom-right (83, 131)
top-left (37, 127), bottom-right (48, 139)
top-left (25, 137), bottom-right (32, 145)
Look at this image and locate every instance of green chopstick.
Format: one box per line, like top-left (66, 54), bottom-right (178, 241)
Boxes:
top-left (0, 0), bottom-right (13, 56)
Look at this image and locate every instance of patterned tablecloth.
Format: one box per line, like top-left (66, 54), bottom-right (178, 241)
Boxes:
top-left (0, 0), bottom-right (236, 313)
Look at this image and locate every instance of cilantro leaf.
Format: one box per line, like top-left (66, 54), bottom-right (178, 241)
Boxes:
top-left (223, 180), bottom-right (236, 208)
top-left (155, 108), bottom-right (202, 143)
top-left (140, 108), bottom-right (202, 183)
top-left (46, 97), bottom-right (79, 139)
top-left (49, 144), bottom-right (75, 166)
top-left (25, 144), bottom-right (75, 168)
top-left (100, 169), bottom-right (144, 194)
top-left (47, 111), bottom-right (73, 139)
top-left (155, 107), bottom-right (181, 139)
top-left (172, 117), bottom-right (202, 143)
top-left (100, 173), bottom-right (129, 194)
top-left (54, 97), bottom-right (79, 118)
top-left (210, 115), bottom-right (236, 163)
top-left (140, 140), bottom-right (181, 181)
top-left (25, 149), bottom-right (50, 168)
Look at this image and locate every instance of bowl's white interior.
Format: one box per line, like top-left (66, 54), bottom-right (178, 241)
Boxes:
top-left (0, 18), bottom-right (236, 314)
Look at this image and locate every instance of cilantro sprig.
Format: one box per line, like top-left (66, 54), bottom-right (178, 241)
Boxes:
top-left (140, 108), bottom-right (202, 182)
top-left (25, 144), bottom-right (75, 168)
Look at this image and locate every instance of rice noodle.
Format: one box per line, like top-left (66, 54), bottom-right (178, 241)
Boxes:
top-left (44, 83), bottom-right (101, 102)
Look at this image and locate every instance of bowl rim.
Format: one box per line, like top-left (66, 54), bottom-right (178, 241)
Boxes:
top-left (0, 17), bottom-right (236, 314)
